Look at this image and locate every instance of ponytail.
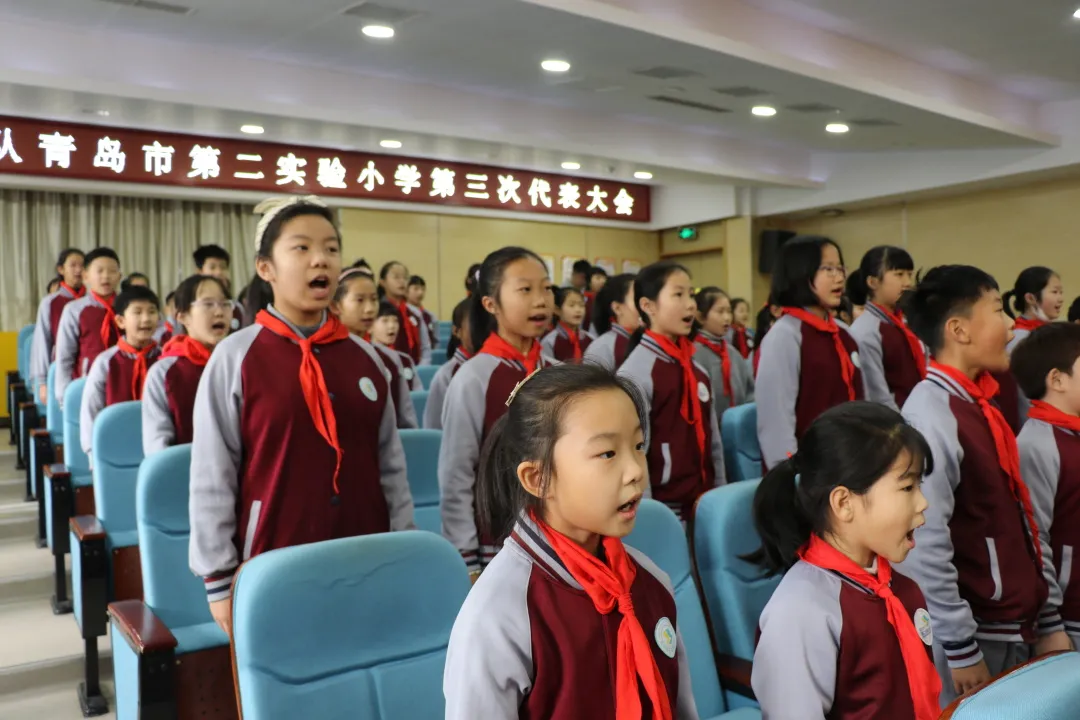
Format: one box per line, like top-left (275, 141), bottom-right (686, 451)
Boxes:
top-left (468, 292), bottom-right (494, 357)
top-left (1004, 266), bottom-right (1056, 319)
top-left (1001, 289), bottom-right (1018, 319)
top-left (475, 414), bottom-right (523, 541)
top-left (745, 458), bottom-right (812, 575)
top-left (243, 274), bottom-right (273, 318)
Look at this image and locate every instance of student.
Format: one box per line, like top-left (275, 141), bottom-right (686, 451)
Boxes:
top-left (332, 268), bottom-right (419, 430)
top-left (1013, 323), bottom-right (1080, 649)
top-left (751, 301), bottom-right (782, 379)
top-left (29, 248), bottom-right (85, 403)
top-left (728, 297), bottom-right (753, 359)
top-left (750, 402), bottom-right (941, 720)
top-left (542, 287), bottom-right (592, 363)
top-left (372, 301), bottom-right (423, 392)
top-left (1004, 266), bottom-right (1064, 349)
top-left (583, 265), bottom-right (607, 334)
top-left (54, 247), bottom-right (122, 406)
top-left (407, 275), bottom-right (438, 347)
top-left (850, 246), bottom-right (925, 411)
top-left (80, 286), bottom-right (162, 464)
top-left (152, 291), bottom-right (177, 346)
top-left (121, 272), bottom-right (150, 291)
top-left (569, 259), bottom-right (591, 291)
top-left (899, 264), bottom-right (1070, 706)
top-left (424, 299), bottom-right (472, 430)
top-left (439, 246), bottom-right (555, 576)
top-left (836, 296), bottom-right (856, 328)
top-left (189, 196), bottom-right (414, 635)
top-left (693, 286), bottom-right (754, 418)
top-left (756, 236), bottom-right (866, 470)
top-left (142, 276), bottom-right (231, 456)
top-left (465, 262), bottom-right (481, 297)
top-left (46, 277), bottom-right (61, 295)
top-left (618, 261), bottom-right (725, 521)
top-left (583, 273), bottom-right (638, 371)
top-left (1071, 297), bottom-right (1080, 324)
top-left (378, 261), bottom-right (431, 365)
top-left (444, 363), bottom-right (698, 720)
top-left (194, 244), bottom-right (244, 330)
top-left (845, 268), bottom-right (867, 321)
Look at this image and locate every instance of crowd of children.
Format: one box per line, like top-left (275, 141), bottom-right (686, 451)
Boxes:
top-left (26, 193), bottom-right (1080, 718)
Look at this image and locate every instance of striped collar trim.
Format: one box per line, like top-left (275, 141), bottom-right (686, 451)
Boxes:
top-left (508, 513), bottom-right (583, 591)
top-left (638, 334), bottom-right (677, 363)
top-left (698, 330), bottom-right (726, 345)
top-left (865, 302), bottom-right (897, 326)
top-left (926, 366), bottom-right (974, 403)
top-left (612, 324), bottom-right (632, 340)
top-left (452, 348), bottom-right (470, 365)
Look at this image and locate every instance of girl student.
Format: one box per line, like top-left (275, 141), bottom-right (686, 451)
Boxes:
top-left (331, 267), bottom-right (419, 429)
top-left (142, 275), bottom-right (232, 456)
top-left (407, 274), bottom-right (438, 347)
top-left (849, 245), bottom-right (926, 411)
top-left (693, 286), bottom-right (754, 418)
top-left (617, 261), bottom-right (725, 522)
top-left (29, 248), bottom-right (85, 403)
top-left (728, 297), bottom-right (753, 359)
top-left (372, 300), bottom-right (423, 392)
top-left (750, 402), bottom-right (941, 720)
top-left (1004, 266), bottom-right (1065, 350)
top-left (438, 246), bottom-right (556, 577)
top-left (756, 236), bottom-right (866, 470)
top-left (424, 298), bottom-right (473, 430)
top-left (541, 286), bottom-right (592, 363)
top-left (582, 272), bottom-right (638, 371)
top-left (378, 260), bottom-right (432, 366)
top-left (189, 196), bottom-right (415, 636)
top-left (444, 363), bottom-right (699, 720)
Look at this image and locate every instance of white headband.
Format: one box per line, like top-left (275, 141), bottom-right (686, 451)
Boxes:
top-left (253, 195), bottom-right (328, 253)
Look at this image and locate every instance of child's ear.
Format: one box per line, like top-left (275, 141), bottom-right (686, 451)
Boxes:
top-left (828, 486), bottom-right (856, 525)
top-left (517, 461), bottom-right (546, 499)
top-left (255, 257), bottom-right (275, 283)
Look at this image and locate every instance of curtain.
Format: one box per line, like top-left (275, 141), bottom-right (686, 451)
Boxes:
top-left (0, 190), bottom-right (257, 330)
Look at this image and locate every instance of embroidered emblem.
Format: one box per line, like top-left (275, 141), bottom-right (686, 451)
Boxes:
top-left (914, 608), bottom-right (933, 645)
top-left (697, 381), bottom-right (710, 403)
top-left (359, 377), bottom-right (378, 402)
top-left (850, 351), bottom-right (861, 369)
top-left (403, 367), bottom-right (415, 382)
top-left (654, 617), bottom-right (677, 658)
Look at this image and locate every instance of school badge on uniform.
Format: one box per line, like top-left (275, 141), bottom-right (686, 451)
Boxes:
top-left (654, 617), bottom-right (677, 658)
top-left (403, 367), bottom-right (415, 382)
top-left (850, 351), bottom-right (861, 369)
top-left (914, 608), bottom-right (933, 645)
top-left (697, 381), bottom-right (710, 403)
top-left (231, 317), bottom-right (241, 330)
top-left (359, 377), bottom-right (378, 402)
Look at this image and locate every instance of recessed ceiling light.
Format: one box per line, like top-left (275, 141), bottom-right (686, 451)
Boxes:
top-left (380, 139), bottom-right (402, 149)
top-left (561, 161), bottom-right (581, 170)
top-left (541, 59), bottom-right (571, 73)
top-left (362, 24), bottom-right (395, 39)
top-left (826, 123), bottom-right (850, 134)
top-left (240, 124), bottom-right (265, 135)
top-left (751, 106), bottom-right (777, 117)
top-left (633, 171), bottom-right (653, 180)
top-left (95, 109), bottom-right (111, 117)
top-left (1073, 8), bottom-right (1080, 18)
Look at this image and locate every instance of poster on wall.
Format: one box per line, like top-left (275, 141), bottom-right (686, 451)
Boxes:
top-left (561, 256), bottom-right (584, 286)
top-left (594, 257), bottom-right (616, 276)
top-left (538, 254), bottom-right (556, 284)
top-left (622, 258), bottom-right (642, 274)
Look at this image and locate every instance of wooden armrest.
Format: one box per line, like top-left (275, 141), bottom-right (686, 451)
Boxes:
top-left (108, 600), bottom-right (178, 654)
top-left (18, 401), bottom-right (35, 410)
top-left (11, 382), bottom-right (24, 390)
top-left (44, 463), bottom-right (70, 479)
top-left (71, 515), bottom-right (105, 542)
top-left (30, 428), bottom-right (50, 439)
top-left (716, 653), bottom-right (755, 699)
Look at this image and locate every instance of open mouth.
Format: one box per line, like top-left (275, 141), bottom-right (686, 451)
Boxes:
top-left (211, 321), bottom-right (228, 332)
top-left (617, 495), bottom-right (642, 518)
top-left (309, 275), bottom-right (330, 290)
top-left (528, 313), bottom-right (550, 324)
top-left (681, 314), bottom-right (694, 325)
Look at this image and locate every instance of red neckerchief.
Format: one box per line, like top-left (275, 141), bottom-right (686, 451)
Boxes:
top-left (117, 339), bottom-right (157, 400)
top-left (782, 307), bottom-right (857, 400)
top-left (91, 291), bottom-right (117, 349)
top-left (930, 361), bottom-right (1042, 567)
top-left (479, 333), bottom-right (542, 374)
top-left (732, 323), bottom-right (751, 358)
top-left (1028, 400), bottom-right (1080, 434)
top-left (61, 282), bottom-right (85, 299)
top-left (695, 334), bottom-right (733, 402)
top-left (646, 330), bottom-right (706, 478)
top-left (532, 512), bottom-right (673, 720)
top-left (395, 300), bottom-right (420, 352)
top-left (164, 320), bottom-right (174, 335)
top-left (871, 303), bottom-right (927, 379)
top-left (1014, 316), bottom-right (1047, 333)
top-left (256, 310), bottom-right (350, 493)
top-left (799, 536), bottom-right (941, 720)
top-left (162, 335), bottom-right (211, 367)
top-left (560, 322), bottom-right (583, 361)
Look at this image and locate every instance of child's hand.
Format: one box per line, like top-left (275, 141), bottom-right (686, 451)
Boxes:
top-left (210, 596), bottom-right (233, 637)
top-left (1034, 630), bottom-right (1074, 657)
top-left (951, 660), bottom-right (991, 696)
top-left (39, 385), bottom-right (48, 405)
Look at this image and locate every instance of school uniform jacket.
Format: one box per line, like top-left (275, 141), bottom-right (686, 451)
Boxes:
top-left (754, 560), bottom-right (934, 720)
top-left (188, 309), bottom-right (415, 601)
top-left (583, 326), bottom-right (632, 371)
top-left (850, 304), bottom-right (926, 412)
top-left (438, 351), bottom-right (557, 572)
top-left (141, 354), bottom-right (205, 456)
top-left (899, 367), bottom-right (1058, 669)
top-left (756, 314), bottom-right (867, 470)
top-left (423, 348), bottom-right (469, 430)
top-left (372, 344), bottom-right (419, 430)
top-left (152, 321), bottom-right (174, 346)
top-left (391, 302), bottom-right (432, 366)
top-left (618, 336), bottom-right (726, 520)
top-left (420, 307), bottom-right (437, 346)
top-left (55, 294), bottom-right (119, 406)
top-left (80, 344), bottom-right (161, 461)
top-left (397, 350), bottom-right (423, 391)
top-left (1019, 418), bottom-right (1080, 642)
top-left (1007, 327), bottom-right (1034, 428)
top-left (444, 513), bottom-right (698, 720)
top-left (540, 325), bottom-right (592, 363)
top-left (29, 286), bottom-right (81, 386)
top-left (692, 331), bottom-right (754, 418)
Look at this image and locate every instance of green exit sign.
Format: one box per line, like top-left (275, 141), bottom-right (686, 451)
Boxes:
top-left (678, 226), bottom-right (699, 241)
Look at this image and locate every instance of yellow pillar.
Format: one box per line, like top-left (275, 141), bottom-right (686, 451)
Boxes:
top-left (724, 216), bottom-right (755, 305)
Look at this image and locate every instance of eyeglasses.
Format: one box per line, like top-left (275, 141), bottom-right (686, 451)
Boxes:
top-left (818, 265), bottom-right (847, 278)
top-left (192, 300), bottom-right (235, 312)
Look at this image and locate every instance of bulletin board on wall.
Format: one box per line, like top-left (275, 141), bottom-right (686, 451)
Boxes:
top-left (560, 255), bottom-right (584, 285)
top-left (593, 257), bottom-right (616, 276)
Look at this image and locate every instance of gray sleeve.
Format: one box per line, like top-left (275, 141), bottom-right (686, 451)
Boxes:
top-left (540, 331), bottom-right (557, 357)
top-left (851, 317), bottom-right (897, 411)
top-left (410, 304), bottom-right (432, 365)
top-left (29, 296), bottom-right (53, 385)
top-left (899, 390), bottom-right (981, 668)
top-left (734, 352), bottom-right (755, 405)
top-left (755, 317), bottom-right (801, 470)
top-left (396, 370), bottom-right (420, 430)
top-left (708, 389), bottom-right (726, 487)
top-left (1019, 421), bottom-right (1065, 632)
top-left (423, 365), bottom-right (452, 430)
top-left (141, 358), bottom-right (177, 457)
top-left (54, 302), bottom-right (81, 407)
top-left (583, 333), bottom-right (614, 371)
top-left (438, 361), bottom-right (489, 571)
top-left (408, 366), bottom-right (423, 392)
top-left (617, 350), bottom-right (655, 447)
top-left (189, 330), bottom-right (253, 599)
top-left (79, 348), bottom-right (112, 460)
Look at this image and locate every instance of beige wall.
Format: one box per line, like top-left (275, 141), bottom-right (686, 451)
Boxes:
top-left (338, 208), bottom-right (660, 317)
top-left (660, 221), bottom-right (728, 297)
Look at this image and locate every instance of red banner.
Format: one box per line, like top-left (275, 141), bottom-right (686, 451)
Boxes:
top-left (0, 116), bottom-right (650, 223)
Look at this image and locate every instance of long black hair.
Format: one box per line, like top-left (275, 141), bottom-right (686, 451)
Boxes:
top-left (747, 401), bottom-right (933, 575)
top-left (624, 261), bottom-right (690, 357)
top-left (1002, 266), bottom-right (1057, 319)
top-left (248, 200), bottom-right (338, 316)
top-left (771, 235), bottom-right (844, 308)
top-left (446, 297), bottom-right (471, 360)
top-left (476, 363), bottom-right (647, 540)
top-left (592, 273), bottom-right (636, 336)
top-left (468, 246), bottom-right (548, 354)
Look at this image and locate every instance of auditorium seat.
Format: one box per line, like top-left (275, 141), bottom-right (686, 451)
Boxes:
top-left (29, 363), bottom-right (64, 547)
top-left (430, 353), bottom-right (448, 367)
top-left (399, 429), bottom-right (441, 534)
top-left (417, 364), bottom-right (439, 389)
top-left (10, 323), bottom-right (35, 468)
top-left (437, 320), bottom-right (452, 341)
top-left (693, 480), bottom-right (779, 710)
top-left (410, 389), bottom-right (429, 424)
top-left (69, 401), bottom-right (144, 714)
top-left (108, 444), bottom-right (236, 720)
top-left (626, 500), bottom-right (762, 720)
top-left (941, 651), bottom-right (1080, 719)
top-left (720, 403), bottom-right (761, 483)
top-left (232, 531), bottom-right (470, 720)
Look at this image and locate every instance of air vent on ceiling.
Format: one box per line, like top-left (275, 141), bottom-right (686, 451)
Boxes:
top-left (785, 102), bottom-right (841, 113)
top-left (713, 86), bottom-right (769, 98)
top-left (97, 0), bottom-right (194, 15)
top-left (342, 1), bottom-right (423, 24)
top-left (847, 118), bottom-right (900, 127)
top-left (633, 66), bottom-right (702, 80)
top-left (649, 95), bottom-right (730, 114)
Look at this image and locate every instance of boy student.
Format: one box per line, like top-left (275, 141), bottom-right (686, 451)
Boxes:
top-left (194, 244), bottom-right (244, 330)
top-left (29, 248), bottom-right (85, 404)
top-left (407, 275), bottom-right (438, 347)
top-left (899, 265), bottom-right (1072, 707)
top-left (1013, 323), bottom-right (1080, 649)
top-left (569, 259), bottom-right (591, 291)
top-left (55, 247), bottom-right (122, 407)
top-left (80, 285), bottom-right (162, 465)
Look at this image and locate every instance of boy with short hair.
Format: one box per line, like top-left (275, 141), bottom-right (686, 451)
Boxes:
top-left (194, 244), bottom-right (244, 331)
top-left (407, 275), bottom-right (437, 347)
top-left (80, 285), bottom-right (162, 465)
top-left (55, 247), bottom-right (122, 406)
top-left (900, 265), bottom-right (1071, 707)
top-left (1013, 323), bottom-right (1080, 650)
top-left (570, 259), bottom-right (591, 292)
top-left (584, 266), bottom-right (607, 336)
